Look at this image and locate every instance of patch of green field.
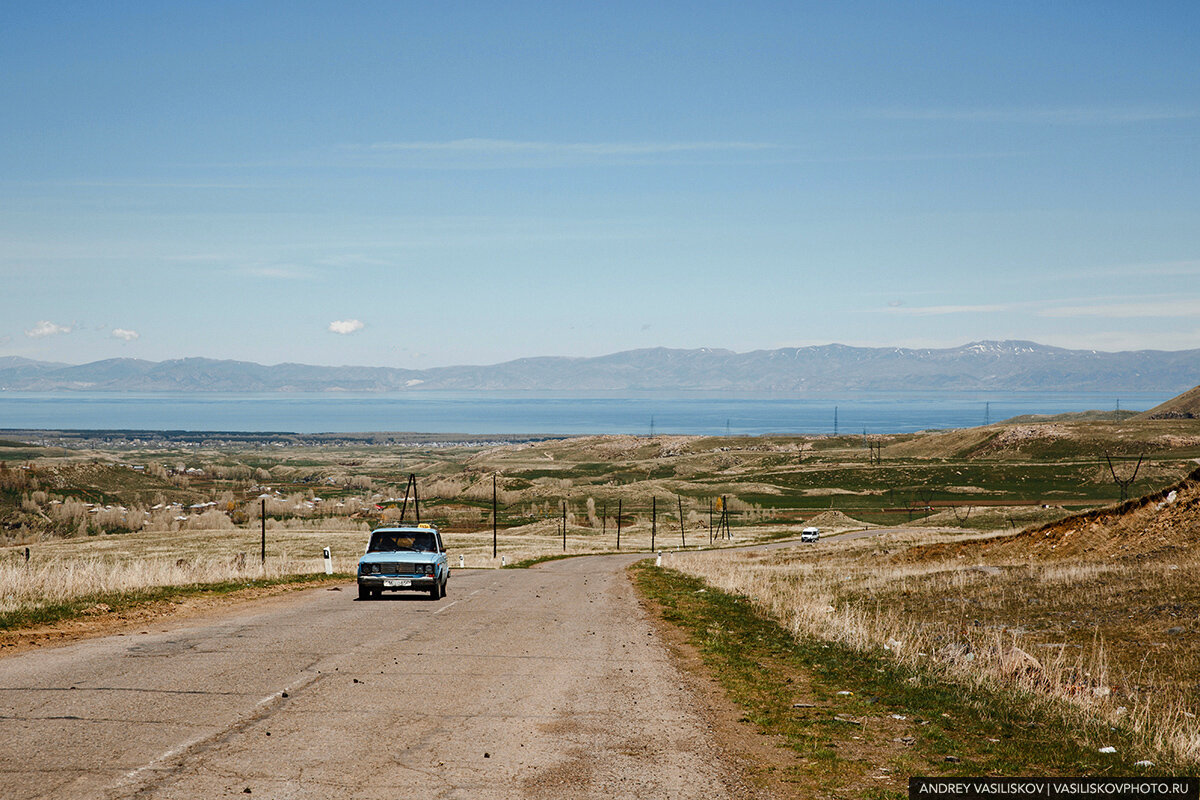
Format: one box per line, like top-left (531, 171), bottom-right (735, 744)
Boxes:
top-left (632, 563), bottom-right (1175, 795)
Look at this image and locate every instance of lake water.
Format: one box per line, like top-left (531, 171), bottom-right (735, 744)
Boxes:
top-left (0, 391), bottom-right (1172, 436)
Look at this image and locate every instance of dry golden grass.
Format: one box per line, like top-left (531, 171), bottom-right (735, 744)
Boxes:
top-left (0, 514), bottom-right (808, 619)
top-left (667, 528), bottom-right (1200, 765)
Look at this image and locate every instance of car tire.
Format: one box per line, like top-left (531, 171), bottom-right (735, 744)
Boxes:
top-left (429, 580), bottom-right (442, 600)
top-left (358, 584), bottom-right (370, 601)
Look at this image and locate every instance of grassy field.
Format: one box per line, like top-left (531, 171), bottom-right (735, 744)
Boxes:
top-left (2, 417), bottom-right (1199, 646)
top-left (5, 418), bottom-right (1200, 549)
top-left (3, 418), bottom-right (1200, 777)
top-left (633, 563), bottom-right (1180, 799)
top-left (0, 506), bottom-right (812, 630)
top-left (662, 515), bottom-right (1200, 768)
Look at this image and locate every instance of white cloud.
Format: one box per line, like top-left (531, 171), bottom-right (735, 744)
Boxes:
top-left (246, 266), bottom-right (313, 280)
top-left (864, 107), bottom-right (1197, 125)
top-left (878, 303), bottom-right (1012, 316)
top-left (1039, 299), bottom-right (1200, 319)
top-left (333, 138), bottom-right (781, 170)
top-left (111, 328), bottom-right (140, 341)
top-left (1035, 329), bottom-right (1200, 352)
top-left (360, 138), bottom-right (778, 156)
top-left (329, 319), bottom-right (364, 335)
top-left (25, 320), bottom-right (72, 338)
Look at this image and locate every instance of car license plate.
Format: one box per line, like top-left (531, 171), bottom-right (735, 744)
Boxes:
top-left (384, 579), bottom-right (411, 587)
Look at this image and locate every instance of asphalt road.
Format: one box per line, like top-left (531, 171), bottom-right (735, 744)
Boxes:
top-left (0, 554), bottom-right (762, 799)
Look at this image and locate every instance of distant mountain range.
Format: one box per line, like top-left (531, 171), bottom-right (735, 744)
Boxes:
top-left (1, 341), bottom-right (1197, 394)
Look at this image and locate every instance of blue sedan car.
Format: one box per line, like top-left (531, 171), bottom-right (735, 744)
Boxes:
top-left (357, 525), bottom-right (449, 601)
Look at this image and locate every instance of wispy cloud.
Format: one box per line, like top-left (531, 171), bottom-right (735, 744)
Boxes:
top-left (329, 319), bottom-right (364, 335)
top-left (1063, 259), bottom-right (1200, 281)
top-left (1039, 298), bottom-right (1200, 318)
top-left (245, 266), bottom-right (313, 280)
top-left (863, 107), bottom-right (1198, 125)
top-left (358, 138), bottom-right (779, 156)
top-left (25, 320), bottom-right (72, 338)
top-left (876, 303), bottom-right (1013, 316)
top-left (333, 138), bottom-right (781, 169)
top-left (1035, 329), bottom-right (1200, 352)
top-left (111, 328), bottom-right (139, 341)
top-left (4, 180), bottom-right (269, 190)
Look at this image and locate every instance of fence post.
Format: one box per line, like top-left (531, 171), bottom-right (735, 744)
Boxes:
top-left (652, 497), bottom-right (656, 552)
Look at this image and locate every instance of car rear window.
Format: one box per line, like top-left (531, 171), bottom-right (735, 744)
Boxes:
top-left (368, 531), bottom-right (437, 552)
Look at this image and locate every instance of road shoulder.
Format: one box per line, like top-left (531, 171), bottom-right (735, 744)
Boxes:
top-left (0, 576), bottom-right (349, 658)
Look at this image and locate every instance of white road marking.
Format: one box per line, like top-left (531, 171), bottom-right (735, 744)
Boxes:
top-left (432, 600), bottom-right (459, 615)
top-left (115, 672), bottom-right (321, 789)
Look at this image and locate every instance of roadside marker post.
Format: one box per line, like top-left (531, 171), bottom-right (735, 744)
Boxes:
top-left (322, 547), bottom-right (332, 575)
top-left (458, 554), bottom-right (464, 568)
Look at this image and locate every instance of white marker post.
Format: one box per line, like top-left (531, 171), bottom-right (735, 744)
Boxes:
top-left (655, 552), bottom-right (662, 567)
top-left (322, 547), bottom-right (333, 575)
top-left (458, 554), bottom-right (464, 568)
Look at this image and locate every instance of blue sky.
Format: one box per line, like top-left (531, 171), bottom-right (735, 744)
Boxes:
top-left (2, 1), bottom-right (1199, 368)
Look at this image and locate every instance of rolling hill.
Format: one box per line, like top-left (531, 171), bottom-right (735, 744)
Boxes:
top-left (1, 341), bottom-right (1197, 394)
top-left (1136, 384), bottom-right (1200, 419)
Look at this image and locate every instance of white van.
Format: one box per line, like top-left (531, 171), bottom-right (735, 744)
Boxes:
top-left (801, 526), bottom-right (820, 543)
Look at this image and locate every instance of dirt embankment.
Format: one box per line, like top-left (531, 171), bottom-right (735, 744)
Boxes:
top-left (904, 467), bottom-right (1200, 564)
top-left (802, 509), bottom-right (872, 530)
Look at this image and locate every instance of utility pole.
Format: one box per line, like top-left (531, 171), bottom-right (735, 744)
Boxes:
top-left (678, 495), bottom-right (686, 548)
top-left (260, 498), bottom-right (266, 565)
top-left (398, 474), bottom-right (420, 524)
top-left (616, 499), bottom-right (622, 550)
top-left (649, 415), bottom-right (655, 438)
top-left (492, 473), bottom-right (498, 560)
top-left (834, 406), bottom-right (839, 436)
top-left (1105, 452), bottom-right (1144, 502)
top-left (601, 502), bottom-right (607, 538)
top-left (413, 475), bottom-right (420, 524)
top-left (562, 500), bottom-right (567, 552)
top-left (708, 498), bottom-right (714, 544)
top-left (985, 402), bottom-right (990, 425)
